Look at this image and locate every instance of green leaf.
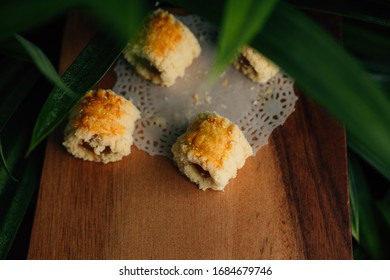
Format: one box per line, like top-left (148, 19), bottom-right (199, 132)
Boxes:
top-left (27, 32), bottom-right (128, 155)
top-left (13, 34), bottom-right (74, 95)
top-left (250, 3), bottom-right (390, 180)
top-left (343, 20), bottom-right (390, 93)
top-left (0, 153), bottom-right (41, 259)
top-left (347, 134), bottom-right (390, 181)
top-left (0, 62), bottom-right (39, 182)
top-left (377, 191), bottom-right (390, 230)
top-left (0, 130), bottom-right (26, 201)
top-left (349, 156), bottom-right (360, 242)
top-left (348, 151), bottom-right (384, 259)
top-left (343, 20), bottom-right (390, 63)
top-left (213, 0), bottom-right (279, 76)
top-left (0, 92), bottom-right (41, 258)
top-left (0, 137), bottom-right (18, 182)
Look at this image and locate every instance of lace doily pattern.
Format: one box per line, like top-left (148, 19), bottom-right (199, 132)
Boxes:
top-left (113, 15), bottom-right (297, 157)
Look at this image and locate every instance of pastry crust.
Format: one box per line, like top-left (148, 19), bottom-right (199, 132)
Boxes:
top-left (63, 89), bottom-right (140, 163)
top-left (234, 45), bottom-right (279, 83)
top-left (123, 9), bottom-right (201, 87)
top-left (171, 112), bottom-right (253, 191)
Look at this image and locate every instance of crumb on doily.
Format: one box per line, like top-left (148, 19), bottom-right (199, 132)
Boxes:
top-left (222, 78), bottom-right (229, 87)
top-left (149, 114), bottom-right (168, 128)
top-left (193, 93), bottom-right (200, 105)
top-left (263, 87), bottom-right (273, 97)
top-left (185, 111), bottom-right (193, 123)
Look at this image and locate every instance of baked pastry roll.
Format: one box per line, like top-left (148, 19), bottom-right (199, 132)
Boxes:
top-left (234, 45), bottom-right (279, 83)
top-left (171, 112), bottom-right (253, 191)
top-left (123, 9), bottom-right (201, 87)
top-left (63, 89), bottom-right (140, 163)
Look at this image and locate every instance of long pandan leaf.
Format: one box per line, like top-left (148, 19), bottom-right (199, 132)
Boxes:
top-left (0, 131), bottom-right (27, 203)
top-left (376, 191), bottom-right (390, 233)
top-left (13, 34), bottom-right (74, 95)
top-left (0, 137), bottom-right (18, 182)
top-left (252, 3), bottom-right (390, 180)
top-left (348, 152), bottom-right (384, 259)
top-left (0, 154), bottom-right (41, 259)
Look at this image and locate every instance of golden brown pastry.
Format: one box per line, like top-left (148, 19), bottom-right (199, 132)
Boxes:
top-left (234, 45), bottom-right (279, 83)
top-left (63, 89), bottom-right (140, 163)
top-left (123, 9), bottom-right (201, 87)
top-left (171, 112), bottom-right (253, 191)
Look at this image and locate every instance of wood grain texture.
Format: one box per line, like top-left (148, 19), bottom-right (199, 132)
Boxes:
top-left (28, 11), bottom-right (351, 260)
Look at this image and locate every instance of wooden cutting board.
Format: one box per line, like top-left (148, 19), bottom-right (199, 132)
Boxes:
top-left (28, 11), bottom-right (351, 259)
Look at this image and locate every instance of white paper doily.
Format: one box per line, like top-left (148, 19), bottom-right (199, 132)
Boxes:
top-left (113, 15), bottom-right (297, 157)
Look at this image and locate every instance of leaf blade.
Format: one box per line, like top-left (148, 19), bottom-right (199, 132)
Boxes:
top-left (251, 3), bottom-right (390, 180)
top-left (376, 191), bottom-right (390, 231)
top-left (348, 151), bottom-right (384, 259)
top-left (0, 129), bottom-right (27, 202)
top-left (0, 154), bottom-right (41, 259)
top-left (13, 34), bottom-right (74, 95)
top-left (0, 137), bottom-right (18, 182)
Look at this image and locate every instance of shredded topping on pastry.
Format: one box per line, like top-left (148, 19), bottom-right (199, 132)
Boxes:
top-left (186, 115), bottom-right (235, 168)
top-left (74, 89), bottom-right (125, 135)
top-left (146, 10), bottom-right (183, 57)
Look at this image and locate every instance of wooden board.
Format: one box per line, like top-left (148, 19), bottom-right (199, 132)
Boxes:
top-left (28, 11), bottom-right (352, 260)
